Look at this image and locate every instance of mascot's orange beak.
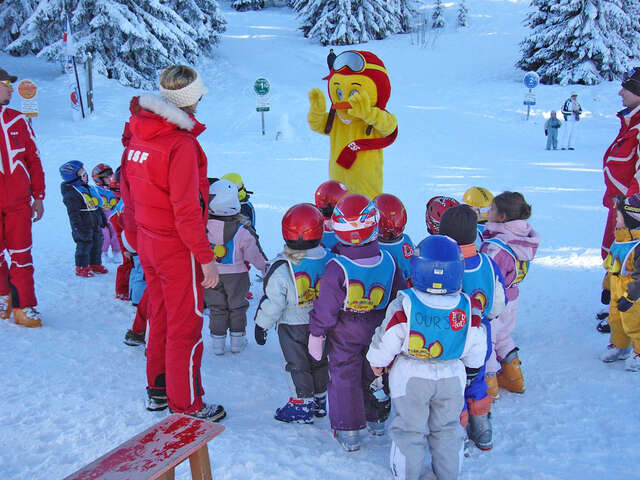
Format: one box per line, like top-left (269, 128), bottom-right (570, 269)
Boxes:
top-left (333, 101), bottom-right (352, 110)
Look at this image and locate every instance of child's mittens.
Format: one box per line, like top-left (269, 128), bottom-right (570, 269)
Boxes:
top-left (617, 296), bottom-right (634, 313)
top-left (371, 365), bottom-right (384, 377)
top-left (545, 129), bottom-right (548, 136)
top-left (601, 289), bottom-right (611, 305)
top-left (254, 324), bottom-right (267, 345)
top-left (308, 334), bottom-right (325, 361)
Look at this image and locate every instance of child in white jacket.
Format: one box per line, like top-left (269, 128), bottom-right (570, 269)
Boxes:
top-left (367, 235), bottom-right (486, 480)
top-left (254, 203), bottom-right (332, 424)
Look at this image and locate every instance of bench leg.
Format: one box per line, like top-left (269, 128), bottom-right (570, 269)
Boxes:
top-left (188, 445), bottom-right (213, 480)
top-left (157, 467), bottom-right (175, 480)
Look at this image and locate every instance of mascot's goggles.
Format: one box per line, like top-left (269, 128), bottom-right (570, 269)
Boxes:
top-left (332, 51), bottom-right (387, 75)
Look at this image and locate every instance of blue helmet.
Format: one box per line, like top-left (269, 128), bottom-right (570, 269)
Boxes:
top-left (59, 160), bottom-right (84, 182)
top-left (410, 235), bottom-right (464, 294)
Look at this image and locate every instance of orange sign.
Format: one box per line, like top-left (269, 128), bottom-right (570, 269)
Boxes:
top-left (17, 79), bottom-right (38, 100)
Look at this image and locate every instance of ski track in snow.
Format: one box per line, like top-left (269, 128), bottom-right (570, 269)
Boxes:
top-left (2, 0), bottom-right (640, 479)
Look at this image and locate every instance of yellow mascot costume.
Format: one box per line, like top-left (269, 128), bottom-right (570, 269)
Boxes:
top-left (308, 50), bottom-right (398, 199)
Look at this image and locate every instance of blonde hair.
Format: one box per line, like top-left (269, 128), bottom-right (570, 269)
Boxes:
top-left (283, 246), bottom-right (307, 265)
top-left (159, 65), bottom-right (199, 113)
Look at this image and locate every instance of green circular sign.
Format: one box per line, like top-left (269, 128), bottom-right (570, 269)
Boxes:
top-left (254, 77), bottom-right (270, 96)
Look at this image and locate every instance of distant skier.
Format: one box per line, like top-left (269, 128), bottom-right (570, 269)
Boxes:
top-left (544, 111), bottom-right (562, 150)
top-left (327, 49), bottom-right (336, 70)
top-left (560, 93), bottom-right (582, 150)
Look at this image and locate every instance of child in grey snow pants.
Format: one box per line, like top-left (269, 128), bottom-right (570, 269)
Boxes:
top-left (545, 111), bottom-right (562, 150)
top-left (205, 273), bottom-right (250, 336)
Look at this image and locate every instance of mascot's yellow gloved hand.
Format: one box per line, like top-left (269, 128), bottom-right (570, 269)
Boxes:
top-left (308, 88), bottom-right (327, 115)
top-left (347, 91), bottom-right (374, 123)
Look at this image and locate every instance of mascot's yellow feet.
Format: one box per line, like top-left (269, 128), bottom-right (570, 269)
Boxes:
top-left (0, 294), bottom-right (11, 320)
top-left (13, 307), bottom-right (42, 328)
top-left (497, 349), bottom-right (525, 393)
top-left (486, 374), bottom-right (500, 400)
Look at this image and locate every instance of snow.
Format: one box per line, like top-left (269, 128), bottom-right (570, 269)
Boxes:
top-left (1, 0), bottom-right (639, 478)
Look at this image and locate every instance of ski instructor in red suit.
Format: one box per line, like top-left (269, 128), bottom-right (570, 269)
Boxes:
top-left (0, 67), bottom-right (45, 329)
top-left (120, 65), bottom-right (226, 421)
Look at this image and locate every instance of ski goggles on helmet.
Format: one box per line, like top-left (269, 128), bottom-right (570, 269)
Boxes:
top-left (332, 51), bottom-right (387, 75)
top-left (623, 68), bottom-right (639, 84)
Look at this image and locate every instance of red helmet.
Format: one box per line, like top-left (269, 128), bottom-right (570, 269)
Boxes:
top-left (314, 180), bottom-right (349, 218)
top-left (91, 163), bottom-right (113, 186)
top-left (426, 196), bottom-right (460, 234)
top-left (331, 194), bottom-right (379, 246)
top-left (282, 203), bottom-right (325, 250)
top-left (375, 193), bottom-right (407, 241)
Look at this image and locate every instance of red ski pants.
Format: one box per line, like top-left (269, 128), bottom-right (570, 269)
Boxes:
top-left (138, 230), bottom-right (205, 414)
top-left (131, 289), bottom-right (149, 335)
top-left (0, 203), bottom-right (37, 307)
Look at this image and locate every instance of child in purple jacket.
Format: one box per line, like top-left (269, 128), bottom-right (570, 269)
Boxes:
top-left (308, 194), bottom-right (406, 452)
top-left (480, 192), bottom-right (540, 398)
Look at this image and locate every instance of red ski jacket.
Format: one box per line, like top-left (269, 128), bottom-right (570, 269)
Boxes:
top-left (603, 104), bottom-right (640, 207)
top-left (120, 95), bottom-right (213, 265)
top-left (0, 106), bottom-right (45, 208)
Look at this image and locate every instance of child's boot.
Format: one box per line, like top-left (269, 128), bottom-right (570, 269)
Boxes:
top-left (211, 334), bottom-right (226, 355)
top-left (274, 397), bottom-right (314, 424)
top-left (13, 307), bottom-right (42, 328)
top-left (0, 294), bottom-right (12, 320)
top-left (230, 331), bottom-right (247, 353)
top-left (468, 413), bottom-right (493, 450)
top-left (76, 266), bottom-right (94, 277)
top-left (312, 394), bottom-right (327, 417)
top-left (601, 343), bottom-right (632, 362)
top-left (366, 421), bottom-right (385, 436)
top-left (486, 374), bottom-right (499, 399)
top-left (497, 348), bottom-right (525, 393)
top-left (334, 429), bottom-right (360, 452)
top-left (624, 351), bottom-right (640, 371)
top-left (123, 329), bottom-right (145, 346)
top-left (90, 264), bottom-right (109, 274)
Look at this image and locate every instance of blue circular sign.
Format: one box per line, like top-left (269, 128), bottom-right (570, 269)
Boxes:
top-left (523, 72), bottom-right (539, 89)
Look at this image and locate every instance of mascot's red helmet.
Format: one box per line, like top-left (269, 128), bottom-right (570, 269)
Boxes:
top-left (375, 193), bottom-right (407, 241)
top-left (325, 51), bottom-right (391, 110)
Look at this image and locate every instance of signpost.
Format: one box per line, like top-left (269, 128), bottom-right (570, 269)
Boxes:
top-left (17, 79), bottom-right (39, 123)
top-left (523, 72), bottom-right (539, 121)
top-left (254, 77), bottom-right (270, 135)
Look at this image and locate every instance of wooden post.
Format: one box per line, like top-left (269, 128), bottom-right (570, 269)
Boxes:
top-left (86, 55), bottom-right (94, 114)
top-left (188, 446), bottom-right (213, 480)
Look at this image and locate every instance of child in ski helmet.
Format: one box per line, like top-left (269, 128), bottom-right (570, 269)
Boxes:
top-left (375, 193), bottom-right (414, 283)
top-left (205, 179), bottom-right (267, 355)
top-left (426, 195), bottom-right (460, 235)
top-left (221, 172), bottom-right (255, 228)
top-left (601, 194), bottom-right (640, 371)
top-left (480, 192), bottom-right (540, 397)
top-left (462, 186), bottom-right (494, 243)
top-left (367, 234), bottom-right (487, 479)
top-left (307, 193), bottom-right (406, 452)
top-left (92, 163), bottom-right (122, 263)
top-left (254, 203), bottom-right (333, 424)
top-left (439, 205), bottom-right (507, 451)
top-left (314, 180), bottom-right (349, 250)
top-left (60, 160), bottom-right (108, 277)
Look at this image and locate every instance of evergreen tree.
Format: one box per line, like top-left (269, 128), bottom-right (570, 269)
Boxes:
top-left (457, 0), bottom-right (468, 27)
top-left (6, 0), bottom-right (226, 89)
top-left (389, 0), bottom-right (418, 32)
top-left (232, 0), bottom-right (265, 11)
top-left (0, 0), bottom-right (36, 49)
top-left (432, 0), bottom-right (445, 29)
top-left (299, 0), bottom-right (407, 45)
top-left (518, 0), bottom-right (634, 85)
top-left (622, 0), bottom-right (640, 59)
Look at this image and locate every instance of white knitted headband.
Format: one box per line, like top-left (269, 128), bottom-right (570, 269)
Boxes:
top-left (159, 73), bottom-right (208, 108)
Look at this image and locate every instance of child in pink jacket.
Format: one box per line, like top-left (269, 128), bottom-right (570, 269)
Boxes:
top-left (205, 179), bottom-right (268, 355)
top-left (480, 191), bottom-right (540, 398)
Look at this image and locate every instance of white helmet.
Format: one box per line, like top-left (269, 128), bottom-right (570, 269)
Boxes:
top-left (208, 179), bottom-right (241, 216)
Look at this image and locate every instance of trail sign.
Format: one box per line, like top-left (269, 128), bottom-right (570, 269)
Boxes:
top-left (17, 79), bottom-right (39, 119)
top-left (254, 77), bottom-right (270, 96)
top-left (523, 72), bottom-right (539, 89)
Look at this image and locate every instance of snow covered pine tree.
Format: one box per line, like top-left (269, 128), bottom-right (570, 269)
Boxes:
top-left (232, 0), bottom-right (265, 11)
top-left (518, 0), bottom-right (634, 84)
top-left (6, 0), bottom-right (226, 89)
top-left (458, 0), bottom-right (468, 27)
top-left (0, 0), bottom-right (36, 49)
top-left (432, 0), bottom-right (445, 28)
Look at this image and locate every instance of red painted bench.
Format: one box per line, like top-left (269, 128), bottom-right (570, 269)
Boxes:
top-left (63, 414), bottom-right (225, 480)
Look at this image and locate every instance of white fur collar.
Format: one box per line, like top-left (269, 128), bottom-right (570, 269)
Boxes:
top-left (138, 94), bottom-right (195, 131)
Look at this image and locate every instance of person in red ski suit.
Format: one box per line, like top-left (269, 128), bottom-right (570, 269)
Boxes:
top-left (120, 65), bottom-right (225, 420)
top-left (0, 68), bottom-right (45, 328)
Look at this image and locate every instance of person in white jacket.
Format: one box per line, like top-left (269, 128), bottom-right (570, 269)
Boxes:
top-left (367, 235), bottom-right (487, 480)
top-left (254, 203), bottom-right (333, 424)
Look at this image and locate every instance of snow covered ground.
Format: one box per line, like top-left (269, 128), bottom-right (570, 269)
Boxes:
top-left (1, 0), bottom-right (639, 478)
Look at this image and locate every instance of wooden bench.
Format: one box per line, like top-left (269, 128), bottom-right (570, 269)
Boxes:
top-left (63, 414), bottom-right (225, 480)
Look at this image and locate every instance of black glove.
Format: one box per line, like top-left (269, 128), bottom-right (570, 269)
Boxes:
top-left (545, 129), bottom-right (548, 136)
top-left (601, 289), bottom-right (611, 305)
top-left (617, 296), bottom-right (634, 313)
top-left (254, 324), bottom-right (267, 345)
